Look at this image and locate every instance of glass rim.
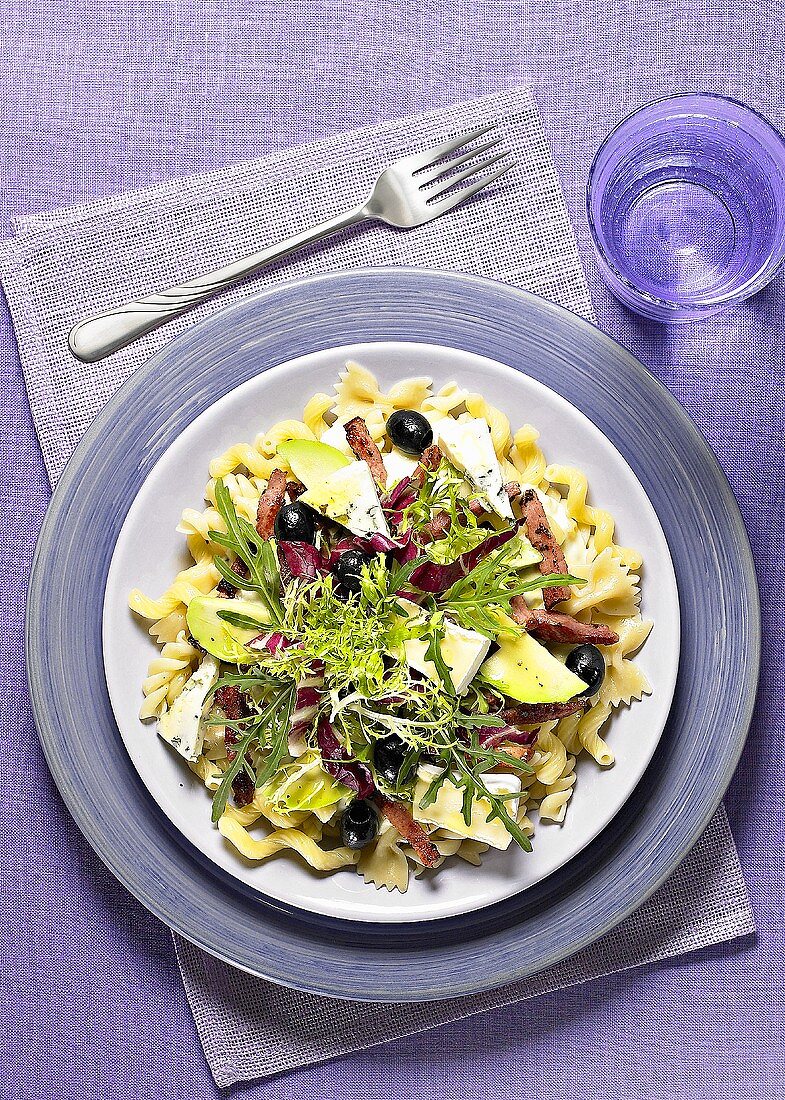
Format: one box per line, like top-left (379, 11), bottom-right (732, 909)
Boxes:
top-left (586, 93), bottom-right (785, 310)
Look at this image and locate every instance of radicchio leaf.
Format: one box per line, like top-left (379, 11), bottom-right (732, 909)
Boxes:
top-left (325, 533), bottom-right (399, 569)
top-left (288, 661), bottom-right (325, 751)
top-left (408, 527), bottom-right (517, 593)
top-left (382, 482), bottom-right (419, 533)
top-left (278, 540), bottom-right (326, 579)
top-left (391, 527), bottom-right (418, 565)
top-left (355, 532), bottom-right (399, 554)
top-left (247, 631), bottom-right (299, 655)
top-left (477, 725), bottom-right (539, 749)
top-left (316, 716), bottom-right (375, 798)
top-left (381, 474), bottom-right (418, 513)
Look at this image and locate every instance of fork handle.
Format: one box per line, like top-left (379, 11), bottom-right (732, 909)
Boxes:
top-left (68, 205), bottom-right (367, 363)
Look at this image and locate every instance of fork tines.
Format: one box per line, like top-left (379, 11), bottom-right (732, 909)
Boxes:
top-left (414, 123), bottom-right (514, 205)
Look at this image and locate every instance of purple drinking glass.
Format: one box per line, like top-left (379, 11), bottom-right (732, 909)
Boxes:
top-left (587, 94), bottom-right (785, 321)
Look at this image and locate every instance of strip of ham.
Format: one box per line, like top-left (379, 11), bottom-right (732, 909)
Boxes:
top-left (344, 417), bottom-right (387, 486)
top-left (213, 687), bottom-right (259, 807)
top-left (213, 684), bottom-right (252, 723)
top-left (403, 443), bottom-right (441, 496)
top-left (381, 445), bottom-right (442, 524)
top-left (255, 468), bottom-right (287, 541)
top-left (502, 698), bottom-right (588, 724)
top-left (520, 489), bottom-right (571, 608)
top-left (509, 597), bottom-right (620, 645)
top-left (418, 444), bottom-right (442, 477)
top-left (231, 770), bottom-right (255, 807)
top-left (374, 795), bottom-right (440, 867)
top-left (214, 691), bottom-right (247, 763)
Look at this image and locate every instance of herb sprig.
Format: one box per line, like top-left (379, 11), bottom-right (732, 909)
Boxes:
top-left (438, 537), bottom-right (584, 636)
top-left (208, 479), bottom-right (284, 626)
top-left (210, 680), bottom-right (295, 822)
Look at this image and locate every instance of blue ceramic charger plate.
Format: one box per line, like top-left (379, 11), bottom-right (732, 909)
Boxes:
top-left (27, 269), bottom-right (759, 1001)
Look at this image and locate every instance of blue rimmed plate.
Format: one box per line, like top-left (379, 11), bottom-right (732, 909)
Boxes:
top-left (27, 269), bottom-right (759, 1000)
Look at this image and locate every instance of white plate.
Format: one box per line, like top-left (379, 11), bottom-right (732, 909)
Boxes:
top-left (103, 341), bottom-right (680, 923)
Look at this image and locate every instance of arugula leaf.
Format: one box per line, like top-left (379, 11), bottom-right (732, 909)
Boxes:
top-left (461, 781), bottom-right (474, 826)
top-left (455, 713), bottom-right (504, 729)
top-left (216, 610), bottom-right (270, 632)
top-left (485, 793), bottom-right (533, 852)
top-left (448, 752), bottom-right (533, 852)
top-left (423, 619), bottom-right (456, 695)
top-left (437, 533), bottom-right (585, 636)
top-left (208, 480), bottom-right (284, 626)
top-left (209, 669), bottom-right (287, 692)
top-left (210, 683), bottom-right (295, 823)
top-left (418, 767), bottom-right (450, 810)
top-left (210, 725), bottom-right (259, 823)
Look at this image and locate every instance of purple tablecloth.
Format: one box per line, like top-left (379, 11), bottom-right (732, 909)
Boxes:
top-left (1, 4), bottom-right (781, 1098)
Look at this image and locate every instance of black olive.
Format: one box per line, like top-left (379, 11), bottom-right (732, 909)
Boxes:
top-left (566, 644), bottom-right (606, 696)
top-left (333, 548), bottom-right (372, 595)
top-left (341, 800), bottom-right (379, 849)
top-left (274, 501), bottom-right (316, 544)
top-left (387, 409), bottom-right (434, 455)
top-left (373, 733), bottom-right (409, 785)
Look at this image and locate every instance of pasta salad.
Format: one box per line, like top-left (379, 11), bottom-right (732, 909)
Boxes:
top-left (129, 363), bottom-right (652, 892)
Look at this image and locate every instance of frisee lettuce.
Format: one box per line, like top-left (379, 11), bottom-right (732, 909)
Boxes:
top-left (265, 564), bottom-right (420, 700)
top-left (401, 459), bottom-right (488, 562)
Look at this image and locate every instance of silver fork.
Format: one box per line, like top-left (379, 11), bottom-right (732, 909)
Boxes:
top-left (68, 123), bottom-right (512, 362)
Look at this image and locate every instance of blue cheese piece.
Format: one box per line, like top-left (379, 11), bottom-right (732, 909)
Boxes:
top-left (318, 420), bottom-right (354, 457)
top-left (413, 764), bottom-right (522, 849)
top-left (157, 655), bottom-right (219, 762)
top-left (436, 417), bottom-right (514, 521)
top-left (404, 623), bottom-right (491, 695)
top-left (383, 448), bottom-right (419, 488)
top-left (396, 599), bottom-right (491, 695)
top-left (300, 460), bottom-right (391, 540)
